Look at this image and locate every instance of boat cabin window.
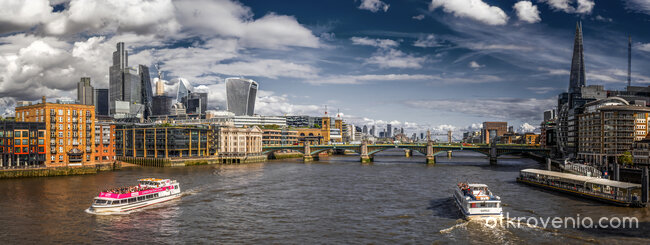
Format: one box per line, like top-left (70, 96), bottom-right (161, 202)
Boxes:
top-left (154, 193), bottom-right (159, 197)
top-left (128, 198), bottom-right (136, 203)
top-left (94, 199), bottom-right (107, 205)
top-left (174, 185), bottom-right (178, 189)
top-left (121, 200), bottom-right (127, 204)
top-left (137, 196), bottom-right (145, 201)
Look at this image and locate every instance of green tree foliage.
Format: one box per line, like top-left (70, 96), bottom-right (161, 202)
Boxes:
top-left (618, 151), bottom-right (633, 165)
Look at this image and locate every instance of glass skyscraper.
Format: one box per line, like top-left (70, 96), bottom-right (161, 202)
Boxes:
top-left (226, 78), bottom-right (258, 116)
top-left (94, 88), bottom-right (109, 116)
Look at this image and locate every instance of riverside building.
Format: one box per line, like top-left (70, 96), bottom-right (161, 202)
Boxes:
top-left (15, 97), bottom-right (96, 167)
top-left (0, 121), bottom-right (46, 168)
top-left (577, 97), bottom-right (650, 165)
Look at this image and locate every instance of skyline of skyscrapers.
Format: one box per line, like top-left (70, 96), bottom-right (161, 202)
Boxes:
top-left (226, 77), bottom-right (258, 116)
top-left (108, 42), bottom-right (152, 119)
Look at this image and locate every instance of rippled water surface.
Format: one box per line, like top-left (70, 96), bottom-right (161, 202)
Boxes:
top-left (1, 150), bottom-right (649, 244)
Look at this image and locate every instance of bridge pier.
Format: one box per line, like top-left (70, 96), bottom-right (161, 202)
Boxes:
top-left (405, 149), bottom-right (412, 158)
top-left (489, 140), bottom-right (497, 165)
top-left (426, 142), bottom-right (435, 165)
top-left (360, 141), bottom-right (373, 164)
top-left (303, 143), bottom-right (313, 163)
top-left (447, 150), bottom-right (452, 158)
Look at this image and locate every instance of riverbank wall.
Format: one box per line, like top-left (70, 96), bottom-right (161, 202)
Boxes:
top-left (0, 162), bottom-right (120, 179)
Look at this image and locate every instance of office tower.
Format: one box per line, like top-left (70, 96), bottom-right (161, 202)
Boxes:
top-left (569, 21), bottom-right (585, 94)
top-left (370, 125), bottom-right (375, 136)
top-left (94, 88), bottom-right (109, 116)
top-left (77, 77), bottom-right (93, 105)
top-left (226, 78), bottom-right (258, 116)
top-left (152, 95), bottom-right (173, 116)
top-left (420, 132), bottom-right (424, 140)
top-left (156, 80), bottom-right (165, 96)
top-left (386, 124), bottom-right (392, 138)
top-left (109, 42), bottom-right (142, 115)
top-left (155, 65), bottom-right (165, 96)
top-left (628, 35), bottom-right (632, 87)
top-left (109, 42), bottom-right (127, 113)
top-left (176, 78), bottom-right (192, 107)
top-left (362, 125), bottom-right (368, 134)
top-left (400, 127), bottom-right (404, 134)
top-left (187, 92), bottom-right (208, 115)
top-left (139, 65), bottom-right (153, 119)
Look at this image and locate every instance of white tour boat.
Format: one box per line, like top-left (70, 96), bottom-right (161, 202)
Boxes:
top-left (89, 178), bottom-right (181, 214)
top-left (453, 182), bottom-right (503, 220)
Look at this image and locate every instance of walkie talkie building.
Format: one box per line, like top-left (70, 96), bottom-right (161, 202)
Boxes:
top-left (226, 78), bottom-right (258, 116)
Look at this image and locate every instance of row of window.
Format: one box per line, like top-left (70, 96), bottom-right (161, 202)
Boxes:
top-left (94, 193), bottom-right (161, 206)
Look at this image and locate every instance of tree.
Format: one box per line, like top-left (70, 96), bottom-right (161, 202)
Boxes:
top-left (313, 123), bottom-right (321, 129)
top-left (618, 151), bottom-right (633, 165)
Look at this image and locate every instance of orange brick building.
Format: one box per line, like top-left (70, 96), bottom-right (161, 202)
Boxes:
top-left (15, 97), bottom-right (96, 167)
top-left (94, 122), bottom-right (115, 163)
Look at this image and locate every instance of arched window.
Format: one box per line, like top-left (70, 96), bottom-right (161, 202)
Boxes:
top-left (308, 133), bottom-right (314, 136)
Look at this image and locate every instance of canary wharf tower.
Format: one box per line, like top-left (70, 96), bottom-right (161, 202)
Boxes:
top-left (226, 78), bottom-right (258, 116)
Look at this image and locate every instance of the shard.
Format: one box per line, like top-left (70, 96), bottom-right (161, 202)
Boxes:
top-left (568, 21), bottom-right (585, 94)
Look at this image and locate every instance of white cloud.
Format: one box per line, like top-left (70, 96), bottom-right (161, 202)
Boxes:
top-left (403, 97), bottom-right (555, 121)
top-left (0, 0), bottom-right (54, 33)
top-left (351, 37), bottom-right (426, 69)
top-left (517, 123), bottom-right (537, 133)
top-left (350, 37), bottom-right (399, 48)
top-left (624, 0), bottom-right (650, 14)
top-left (255, 92), bottom-right (321, 116)
top-left (526, 86), bottom-right (557, 94)
top-left (211, 59), bottom-right (319, 79)
top-left (412, 14), bottom-right (425, 20)
top-left (639, 43), bottom-right (650, 52)
top-left (576, 0), bottom-right (595, 14)
top-left (45, 0), bottom-right (180, 35)
top-left (468, 61), bottom-right (484, 69)
top-left (429, 0), bottom-right (509, 26)
top-left (413, 34), bottom-right (439, 48)
top-left (513, 1), bottom-right (541, 23)
top-left (468, 43), bottom-right (534, 51)
top-left (541, 0), bottom-right (594, 14)
top-left (176, 0), bottom-right (319, 50)
top-left (309, 74), bottom-right (436, 85)
top-left (358, 0), bottom-right (390, 13)
top-left (366, 49), bottom-right (427, 69)
top-left (594, 15), bottom-right (613, 22)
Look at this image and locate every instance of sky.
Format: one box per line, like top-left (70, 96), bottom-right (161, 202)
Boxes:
top-left (1, 0), bottom-right (650, 138)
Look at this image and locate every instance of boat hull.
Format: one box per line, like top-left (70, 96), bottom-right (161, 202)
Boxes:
top-left (453, 194), bottom-right (503, 220)
top-left (90, 193), bottom-right (181, 213)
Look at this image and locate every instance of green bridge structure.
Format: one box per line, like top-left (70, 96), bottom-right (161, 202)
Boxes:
top-left (262, 141), bottom-right (550, 165)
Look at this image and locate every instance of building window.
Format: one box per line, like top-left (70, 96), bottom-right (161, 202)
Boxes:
top-left (59, 155), bottom-right (63, 160)
top-left (59, 146), bottom-right (63, 152)
top-left (58, 109), bottom-right (63, 115)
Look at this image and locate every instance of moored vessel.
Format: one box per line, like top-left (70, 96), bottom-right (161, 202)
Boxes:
top-left (88, 178), bottom-right (181, 214)
top-left (517, 168), bottom-right (645, 207)
top-left (453, 182), bottom-right (503, 220)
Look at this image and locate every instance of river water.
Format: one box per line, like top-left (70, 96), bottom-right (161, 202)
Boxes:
top-left (1, 150), bottom-right (649, 244)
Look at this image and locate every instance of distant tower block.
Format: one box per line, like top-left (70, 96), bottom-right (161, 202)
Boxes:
top-left (628, 35), bottom-right (632, 87)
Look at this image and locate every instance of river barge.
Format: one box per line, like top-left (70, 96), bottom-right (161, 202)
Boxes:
top-left (517, 169), bottom-right (645, 207)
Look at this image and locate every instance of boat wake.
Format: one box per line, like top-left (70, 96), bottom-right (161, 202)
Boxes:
top-left (439, 220), bottom-right (469, 234)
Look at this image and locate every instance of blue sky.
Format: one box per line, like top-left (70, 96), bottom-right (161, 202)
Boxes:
top-left (1, 0), bottom-right (650, 137)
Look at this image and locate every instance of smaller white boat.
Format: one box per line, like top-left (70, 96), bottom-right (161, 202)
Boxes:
top-left (453, 182), bottom-right (503, 220)
top-left (89, 178), bottom-right (181, 214)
